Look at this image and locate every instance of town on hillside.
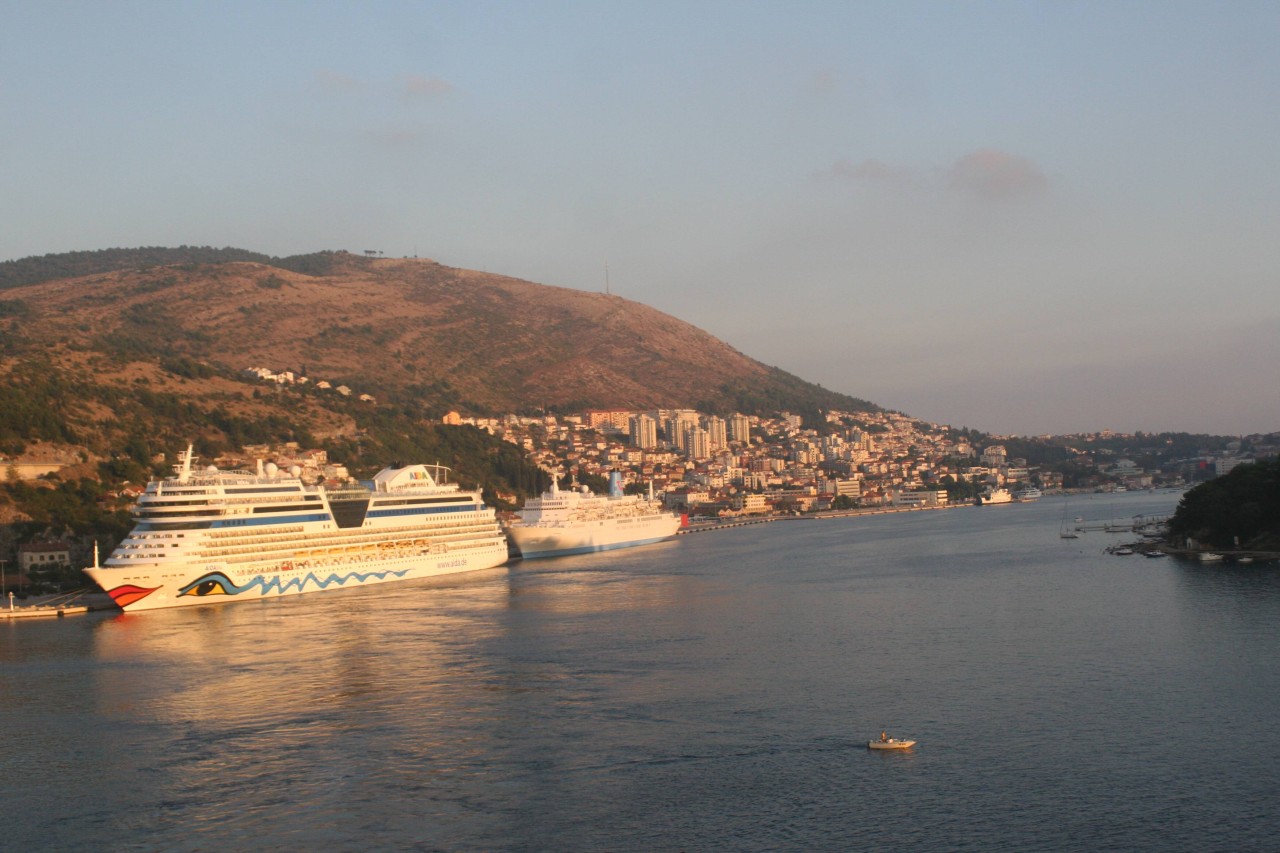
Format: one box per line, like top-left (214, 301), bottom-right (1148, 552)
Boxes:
top-left (3, 368), bottom-right (1269, 595)
top-left (234, 364), bottom-right (1261, 515)
top-left (437, 407), bottom-right (1242, 518)
top-left (4, 405), bottom-right (1261, 525)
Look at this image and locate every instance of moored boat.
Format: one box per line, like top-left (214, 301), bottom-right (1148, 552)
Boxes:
top-left (83, 446), bottom-right (510, 612)
top-left (1060, 503), bottom-right (1080, 538)
top-left (507, 471), bottom-right (683, 559)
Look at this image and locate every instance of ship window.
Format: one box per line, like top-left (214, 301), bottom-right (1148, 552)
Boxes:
top-left (134, 521), bottom-right (213, 531)
top-left (251, 502), bottom-right (326, 514)
top-left (330, 496), bottom-right (371, 528)
top-left (373, 497), bottom-right (472, 507)
top-left (224, 486), bottom-right (305, 494)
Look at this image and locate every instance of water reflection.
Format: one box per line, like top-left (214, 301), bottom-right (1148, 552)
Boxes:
top-left (1170, 556), bottom-right (1280, 599)
top-left (8, 491), bottom-right (1279, 851)
top-left (81, 554), bottom-right (702, 838)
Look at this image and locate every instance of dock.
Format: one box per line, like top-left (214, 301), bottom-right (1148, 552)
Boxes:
top-left (1, 590), bottom-right (118, 620)
top-left (1076, 514), bottom-right (1170, 534)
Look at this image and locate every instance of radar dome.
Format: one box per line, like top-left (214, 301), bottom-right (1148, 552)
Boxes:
top-left (290, 465), bottom-right (302, 478)
top-left (265, 462), bottom-right (278, 476)
top-left (206, 465), bottom-right (218, 473)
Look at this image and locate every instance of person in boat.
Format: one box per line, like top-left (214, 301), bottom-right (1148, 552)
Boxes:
top-left (880, 731), bottom-right (888, 742)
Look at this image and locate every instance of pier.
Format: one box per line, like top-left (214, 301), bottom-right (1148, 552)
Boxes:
top-left (1, 590), bottom-right (117, 620)
top-left (678, 501), bottom-right (957, 535)
top-left (1075, 513), bottom-right (1170, 534)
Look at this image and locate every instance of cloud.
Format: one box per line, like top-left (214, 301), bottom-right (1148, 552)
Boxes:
top-left (818, 149), bottom-right (1049, 204)
top-left (817, 157), bottom-right (915, 187)
top-left (947, 149), bottom-right (1048, 200)
top-left (403, 74), bottom-right (453, 100)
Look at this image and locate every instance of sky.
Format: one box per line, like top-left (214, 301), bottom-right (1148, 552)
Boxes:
top-left (4, 1), bottom-right (1279, 436)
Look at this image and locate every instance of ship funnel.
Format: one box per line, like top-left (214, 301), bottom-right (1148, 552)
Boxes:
top-left (609, 470), bottom-right (623, 498)
top-left (177, 444), bottom-right (194, 483)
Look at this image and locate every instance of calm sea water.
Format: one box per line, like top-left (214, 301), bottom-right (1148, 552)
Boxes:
top-left (3, 492), bottom-right (1278, 852)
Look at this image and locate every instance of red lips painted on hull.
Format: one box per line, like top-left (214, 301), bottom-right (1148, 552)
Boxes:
top-left (106, 584), bottom-right (158, 608)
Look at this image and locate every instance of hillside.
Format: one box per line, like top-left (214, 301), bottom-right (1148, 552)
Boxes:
top-left (0, 246), bottom-right (348, 290)
top-left (0, 247), bottom-right (879, 516)
top-left (0, 247), bottom-right (877, 419)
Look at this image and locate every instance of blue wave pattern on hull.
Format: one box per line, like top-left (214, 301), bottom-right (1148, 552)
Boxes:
top-left (178, 567), bottom-right (413, 599)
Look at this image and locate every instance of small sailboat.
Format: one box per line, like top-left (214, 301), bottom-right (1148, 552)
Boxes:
top-left (1059, 503), bottom-right (1079, 539)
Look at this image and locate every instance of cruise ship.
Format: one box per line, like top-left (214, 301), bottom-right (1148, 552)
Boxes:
top-left (1014, 487), bottom-right (1043, 501)
top-left (84, 447), bottom-right (510, 612)
top-left (506, 472), bottom-right (683, 559)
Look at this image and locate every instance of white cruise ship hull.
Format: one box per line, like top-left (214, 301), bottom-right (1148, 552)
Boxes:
top-left (83, 451), bottom-right (510, 612)
top-left (508, 514), bottom-right (681, 559)
top-left (85, 540), bottom-right (509, 612)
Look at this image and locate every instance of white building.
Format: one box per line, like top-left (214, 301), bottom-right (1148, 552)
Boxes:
top-left (629, 413), bottom-right (658, 449)
top-left (705, 416), bottom-right (727, 452)
top-left (684, 426), bottom-right (711, 460)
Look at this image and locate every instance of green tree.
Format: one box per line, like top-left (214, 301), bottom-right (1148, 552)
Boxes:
top-left (1168, 458), bottom-right (1280, 549)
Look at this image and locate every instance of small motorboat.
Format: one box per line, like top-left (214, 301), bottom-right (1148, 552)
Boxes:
top-left (868, 733), bottom-right (916, 750)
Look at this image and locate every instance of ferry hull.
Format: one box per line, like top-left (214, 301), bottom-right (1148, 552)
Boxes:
top-left (85, 542), bottom-right (510, 612)
top-left (507, 518), bottom-right (681, 560)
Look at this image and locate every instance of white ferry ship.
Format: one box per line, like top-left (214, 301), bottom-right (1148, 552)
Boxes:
top-left (506, 472), bottom-right (683, 559)
top-left (981, 488), bottom-right (1014, 505)
top-left (84, 447), bottom-right (509, 612)
top-left (1014, 487), bottom-right (1043, 501)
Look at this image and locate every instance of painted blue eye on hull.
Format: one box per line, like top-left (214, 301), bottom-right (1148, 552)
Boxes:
top-left (179, 572), bottom-right (244, 597)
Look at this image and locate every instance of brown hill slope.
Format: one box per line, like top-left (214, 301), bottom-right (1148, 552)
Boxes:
top-left (3, 252), bottom-right (875, 417)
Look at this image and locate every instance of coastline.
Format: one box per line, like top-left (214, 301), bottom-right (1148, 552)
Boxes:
top-left (680, 499), bottom-right (963, 535)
